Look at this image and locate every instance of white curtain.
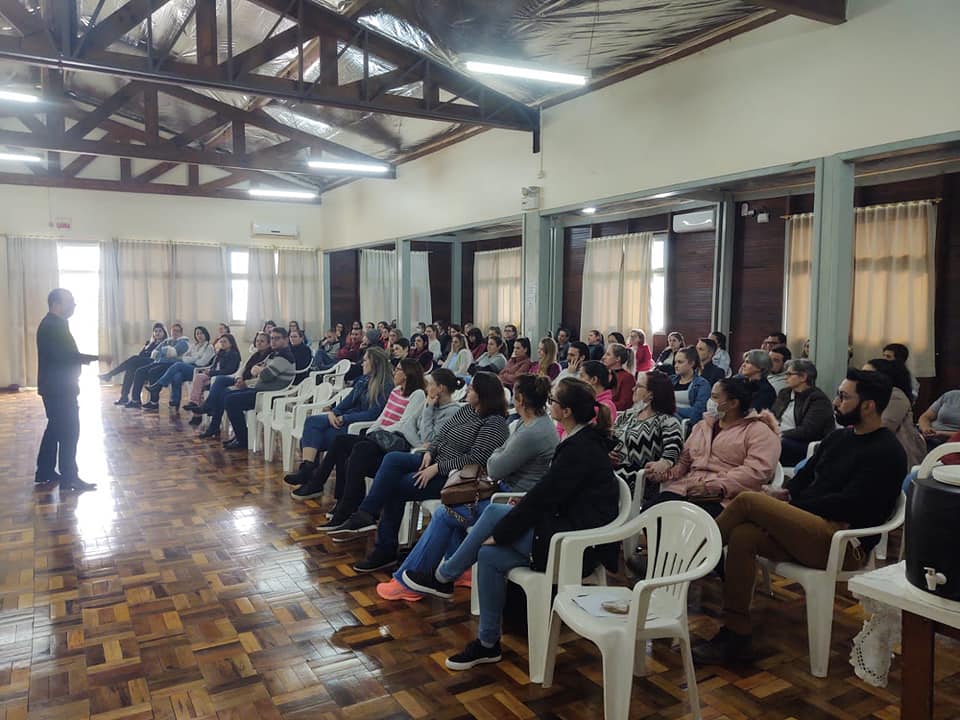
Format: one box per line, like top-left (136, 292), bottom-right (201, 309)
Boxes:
top-left (580, 233), bottom-right (654, 336)
top-left (100, 239), bottom-right (173, 364)
top-left (473, 247), bottom-right (522, 329)
top-left (360, 249), bottom-right (397, 324)
top-left (3, 236), bottom-right (60, 387)
top-left (784, 214), bottom-right (814, 358)
top-left (245, 248), bottom-right (279, 340)
top-left (172, 244), bottom-right (228, 330)
top-left (409, 251), bottom-right (433, 330)
top-left (278, 249), bottom-right (322, 338)
top-left (851, 201), bottom-right (937, 376)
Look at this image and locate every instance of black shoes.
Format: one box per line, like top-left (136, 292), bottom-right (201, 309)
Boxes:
top-left (692, 627), bottom-right (754, 665)
top-left (283, 460), bottom-right (316, 486)
top-left (401, 569), bottom-right (454, 599)
top-left (142, 402), bottom-right (159, 411)
top-left (188, 415), bottom-right (203, 426)
top-left (125, 400), bottom-right (141, 408)
top-left (168, 402), bottom-right (179, 410)
top-left (61, 478), bottom-right (97, 492)
top-left (290, 482), bottom-right (325, 501)
top-left (329, 511), bottom-right (377, 536)
top-left (352, 548), bottom-right (397, 573)
top-left (114, 397), bottom-right (129, 406)
top-left (222, 439), bottom-right (246, 450)
top-left (445, 640), bottom-right (502, 671)
top-left (199, 428), bottom-right (220, 439)
top-left (183, 402), bottom-right (199, 412)
top-left (34, 471), bottom-right (62, 485)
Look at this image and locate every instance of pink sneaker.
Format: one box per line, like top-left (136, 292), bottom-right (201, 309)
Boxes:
top-left (377, 578), bottom-right (424, 602)
top-left (455, 569), bottom-right (472, 588)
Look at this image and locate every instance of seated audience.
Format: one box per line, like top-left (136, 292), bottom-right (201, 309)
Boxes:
top-left (862, 358), bottom-right (926, 467)
top-left (333, 372), bottom-right (510, 573)
top-left (555, 327), bottom-right (571, 366)
top-left (602, 343), bottom-right (636, 411)
top-left (761, 331), bottom-right (787, 353)
top-left (918, 388), bottom-right (960, 448)
top-left (473, 335), bottom-right (507, 374)
top-left (612, 370), bottom-right (683, 497)
top-left (100, 323), bottom-right (167, 405)
top-left (289, 328), bottom-right (313, 383)
top-left (695, 337), bottom-right (725, 385)
top-left (126, 323), bottom-right (189, 407)
top-left (771, 359), bottom-right (835, 466)
top-left (284, 346), bottom-right (393, 464)
top-left (466, 327), bottom-right (486, 360)
top-left (530, 337), bottom-right (561, 381)
top-left (381, 374), bottom-right (559, 602)
top-left (499, 337), bottom-right (533, 389)
top-left (337, 327), bottom-right (363, 363)
top-left (442, 333), bottom-right (473, 376)
top-left (408, 333), bottom-right (435, 372)
top-left (335, 322), bottom-right (346, 344)
top-left (882, 342), bottom-right (920, 398)
top-left (414, 378), bottom-right (619, 670)
top-left (767, 345), bottom-right (792, 394)
top-left (183, 334), bottom-right (241, 425)
top-left (739, 349), bottom-right (777, 411)
top-left (425, 324), bottom-right (442, 359)
top-left (215, 323), bottom-right (230, 341)
top-left (693, 369), bottom-right (906, 664)
top-left (144, 326), bottom-right (215, 410)
top-left (312, 328), bottom-right (341, 370)
top-left (503, 324), bottom-right (519, 358)
top-left (247, 320), bottom-right (276, 353)
top-left (628, 328), bottom-right (654, 373)
top-left (710, 331), bottom-right (731, 374)
top-left (645, 376), bottom-right (780, 518)
top-left (414, 370), bottom-right (467, 445)
top-left (555, 341), bottom-right (587, 385)
top-left (607, 332), bottom-right (626, 347)
top-left (671, 346), bottom-right (710, 424)
top-left (288, 320), bottom-right (308, 346)
top-left (578, 360), bottom-right (618, 426)
top-left (801, 338), bottom-right (810, 359)
top-left (222, 328), bottom-right (297, 449)
top-left (195, 332), bottom-right (270, 438)
top-left (288, 359), bottom-right (427, 502)
top-left (585, 329), bottom-right (605, 362)
top-left (656, 331), bottom-right (684, 375)
top-left (391, 337), bottom-right (410, 367)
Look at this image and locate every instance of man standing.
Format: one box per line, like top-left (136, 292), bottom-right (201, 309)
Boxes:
top-left (35, 289), bottom-right (99, 491)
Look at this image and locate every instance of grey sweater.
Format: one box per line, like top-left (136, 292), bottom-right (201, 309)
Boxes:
top-left (416, 400), bottom-right (463, 446)
top-left (487, 413), bottom-right (559, 492)
top-left (254, 349), bottom-right (296, 391)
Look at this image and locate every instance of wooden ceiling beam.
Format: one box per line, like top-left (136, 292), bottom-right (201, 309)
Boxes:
top-left (195, 0), bottom-right (218, 68)
top-left (78, 0), bottom-right (178, 54)
top-left (135, 161), bottom-right (179, 183)
top-left (66, 83), bottom-right (142, 140)
top-left (750, 0), bottom-right (845, 24)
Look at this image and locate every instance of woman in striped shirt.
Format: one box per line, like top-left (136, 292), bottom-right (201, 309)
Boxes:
top-left (334, 371), bottom-right (511, 573)
top-left (288, 359), bottom-right (426, 501)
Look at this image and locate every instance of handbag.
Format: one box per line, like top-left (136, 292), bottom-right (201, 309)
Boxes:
top-left (366, 429), bottom-right (411, 454)
top-left (441, 463), bottom-right (496, 508)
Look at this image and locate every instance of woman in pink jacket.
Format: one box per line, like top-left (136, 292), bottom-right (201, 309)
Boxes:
top-left (644, 376), bottom-right (780, 517)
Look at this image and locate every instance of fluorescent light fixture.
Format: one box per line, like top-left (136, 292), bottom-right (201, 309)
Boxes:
top-left (581, 207), bottom-right (597, 215)
top-left (0, 89), bottom-right (39, 103)
top-left (648, 191), bottom-right (678, 200)
top-left (307, 159), bottom-right (390, 174)
top-left (465, 60), bottom-right (586, 86)
top-left (0, 152), bottom-right (43, 163)
top-left (248, 188), bottom-right (318, 200)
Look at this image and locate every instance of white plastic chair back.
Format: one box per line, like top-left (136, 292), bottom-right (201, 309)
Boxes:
top-left (917, 442), bottom-right (960, 479)
top-left (770, 463), bottom-right (785, 489)
top-left (323, 359), bottom-right (351, 390)
top-left (451, 384), bottom-right (468, 403)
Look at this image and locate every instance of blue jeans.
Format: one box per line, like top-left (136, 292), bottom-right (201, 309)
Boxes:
top-left (203, 375), bottom-right (238, 432)
top-left (903, 469), bottom-right (918, 493)
top-left (359, 451), bottom-right (446, 555)
top-left (437, 502), bottom-right (532, 646)
top-left (301, 413), bottom-right (348, 451)
top-left (154, 361), bottom-right (196, 405)
top-left (393, 498), bottom-right (491, 586)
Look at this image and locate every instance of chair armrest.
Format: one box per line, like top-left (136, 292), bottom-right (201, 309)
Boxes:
top-left (824, 496), bottom-right (906, 576)
top-left (556, 515), bottom-right (643, 586)
top-left (348, 420), bottom-right (376, 436)
top-left (491, 492), bottom-right (525, 504)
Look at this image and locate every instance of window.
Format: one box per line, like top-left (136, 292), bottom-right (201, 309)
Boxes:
top-left (650, 234), bottom-right (667, 333)
top-left (230, 250), bottom-right (249, 324)
top-left (58, 244), bottom-right (100, 376)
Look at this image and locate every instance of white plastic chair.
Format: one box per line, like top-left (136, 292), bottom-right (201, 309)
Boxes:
top-left (492, 477), bottom-right (632, 683)
top-left (782, 440), bottom-right (819, 480)
top-left (615, 468), bottom-right (646, 561)
top-left (263, 376), bottom-right (318, 465)
top-left (315, 359), bottom-right (351, 391)
top-left (276, 382), bottom-right (335, 471)
top-left (244, 379), bottom-right (296, 454)
top-left (542, 502), bottom-right (722, 720)
top-left (758, 491), bottom-right (907, 677)
top-left (281, 385), bottom-right (349, 468)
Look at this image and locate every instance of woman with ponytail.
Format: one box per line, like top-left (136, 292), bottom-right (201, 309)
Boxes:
top-left (404, 377), bottom-right (620, 672)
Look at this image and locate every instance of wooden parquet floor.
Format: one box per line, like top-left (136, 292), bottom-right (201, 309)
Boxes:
top-left (2, 383), bottom-right (959, 720)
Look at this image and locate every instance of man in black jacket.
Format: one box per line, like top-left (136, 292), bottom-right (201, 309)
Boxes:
top-left (693, 369), bottom-right (906, 664)
top-left (35, 289), bottom-right (99, 491)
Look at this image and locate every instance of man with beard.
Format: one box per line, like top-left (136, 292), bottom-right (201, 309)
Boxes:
top-left (692, 368), bottom-right (906, 665)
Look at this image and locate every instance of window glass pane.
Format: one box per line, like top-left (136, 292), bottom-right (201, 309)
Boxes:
top-left (230, 250), bottom-right (248, 275)
top-left (231, 279), bottom-right (248, 323)
top-left (651, 239), bottom-right (665, 271)
top-left (58, 244), bottom-right (100, 272)
top-left (650, 274), bottom-right (666, 334)
top-left (59, 270), bottom-right (99, 355)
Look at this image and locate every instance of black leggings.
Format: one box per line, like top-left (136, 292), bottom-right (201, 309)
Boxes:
top-left (311, 434), bottom-right (385, 520)
top-left (115, 356), bottom-right (154, 399)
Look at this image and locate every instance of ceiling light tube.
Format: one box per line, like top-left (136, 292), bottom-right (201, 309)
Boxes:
top-left (249, 188), bottom-right (318, 200)
top-left (307, 159), bottom-right (390, 174)
top-left (582, 207), bottom-right (597, 215)
top-left (0, 152), bottom-right (43, 163)
top-left (465, 60), bottom-right (586, 86)
top-left (0, 89), bottom-right (39, 103)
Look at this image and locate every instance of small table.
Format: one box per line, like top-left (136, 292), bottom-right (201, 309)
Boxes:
top-left (849, 562), bottom-right (960, 719)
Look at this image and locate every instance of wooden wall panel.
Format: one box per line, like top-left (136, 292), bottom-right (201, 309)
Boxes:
top-left (460, 235), bottom-right (522, 327)
top-left (412, 241), bottom-right (452, 324)
top-left (665, 225), bottom-right (715, 353)
top-left (329, 248), bottom-right (360, 326)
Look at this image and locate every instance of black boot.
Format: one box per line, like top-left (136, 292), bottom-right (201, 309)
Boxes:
top-left (283, 460), bottom-right (316, 486)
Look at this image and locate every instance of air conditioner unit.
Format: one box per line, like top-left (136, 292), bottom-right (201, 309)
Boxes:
top-left (251, 222), bottom-right (299, 239)
top-left (672, 209), bottom-right (715, 234)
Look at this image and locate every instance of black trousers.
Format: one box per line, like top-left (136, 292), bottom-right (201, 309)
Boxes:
top-left (116, 356), bottom-right (154, 400)
top-left (36, 393), bottom-right (80, 482)
top-left (309, 434), bottom-right (385, 521)
top-left (130, 361), bottom-right (170, 400)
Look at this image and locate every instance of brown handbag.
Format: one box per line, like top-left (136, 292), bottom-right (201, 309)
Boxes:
top-left (440, 464), bottom-right (496, 508)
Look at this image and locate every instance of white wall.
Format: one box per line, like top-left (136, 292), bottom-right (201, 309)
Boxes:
top-left (0, 185), bottom-right (323, 246)
top-left (322, 0), bottom-right (960, 246)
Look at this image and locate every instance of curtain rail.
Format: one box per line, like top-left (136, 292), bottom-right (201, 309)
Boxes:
top-left (780, 197), bottom-right (941, 220)
top-left (109, 237), bottom-right (320, 252)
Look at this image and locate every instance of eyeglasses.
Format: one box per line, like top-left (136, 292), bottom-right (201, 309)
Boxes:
top-left (785, 371), bottom-right (802, 376)
top-left (547, 394), bottom-right (559, 404)
top-left (835, 391), bottom-right (857, 402)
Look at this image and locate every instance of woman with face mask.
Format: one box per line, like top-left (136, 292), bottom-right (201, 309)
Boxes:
top-left (644, 376), bottom-right (780, 518)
